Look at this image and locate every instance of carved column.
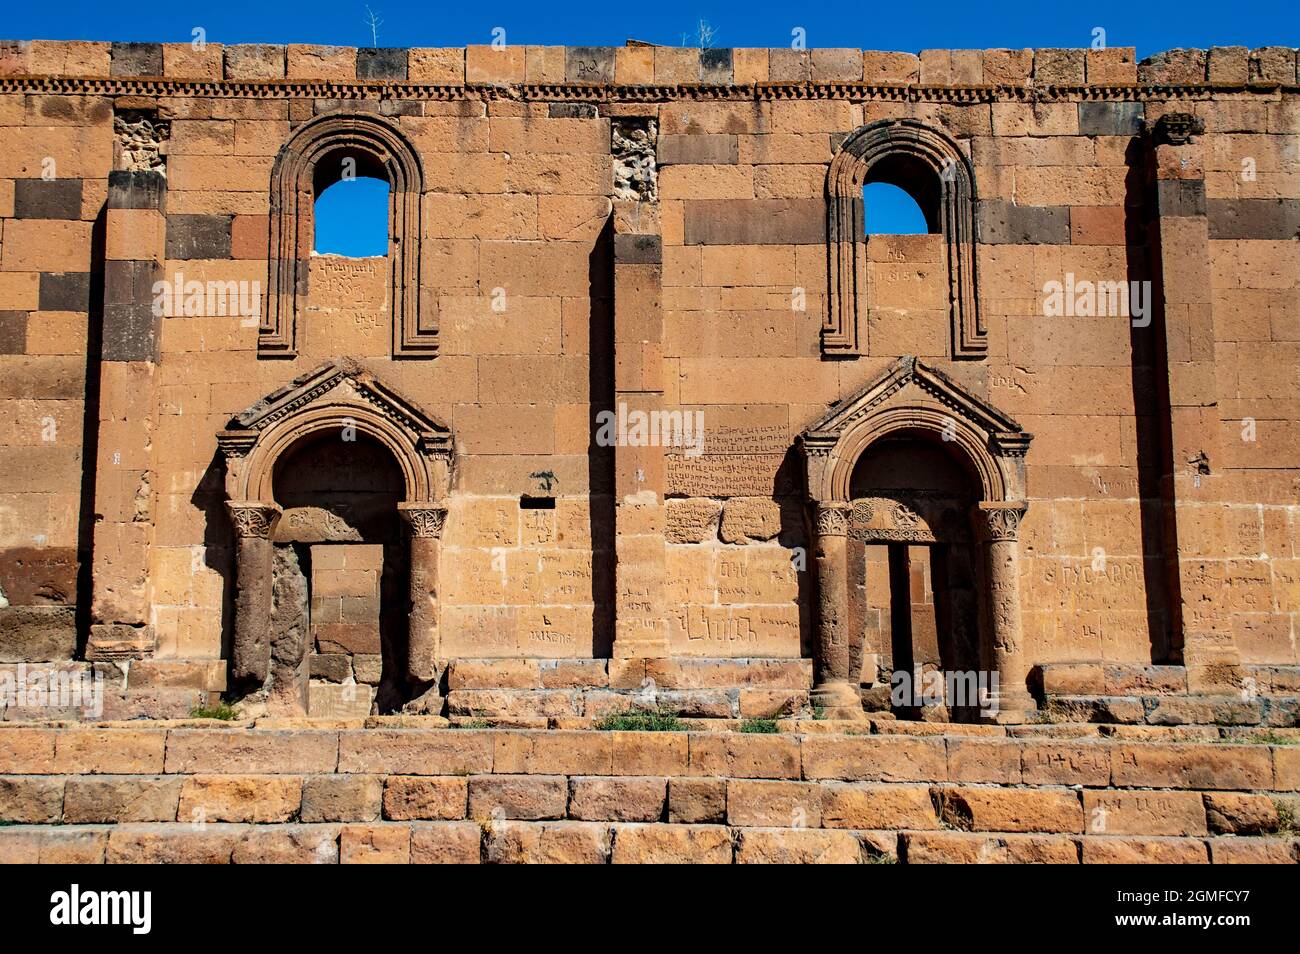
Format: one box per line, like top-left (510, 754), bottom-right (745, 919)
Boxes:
top-left (399, 503), bottom-right (446, 682)
top-left (812, 502), bottom-right (863, 719)
top-left (977, 503), bottom-right (1034, 721)
top-left (227, 502), bottom-right (281, 684)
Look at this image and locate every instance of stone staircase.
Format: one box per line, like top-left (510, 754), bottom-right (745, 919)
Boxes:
top-left (0, 721), bottom-right (1296, 863)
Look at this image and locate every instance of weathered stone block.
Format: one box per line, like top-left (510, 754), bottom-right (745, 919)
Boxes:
top-left (300, 774), bottom-right (382, 822)
top-left (383, 776), bottom-right (468, 820)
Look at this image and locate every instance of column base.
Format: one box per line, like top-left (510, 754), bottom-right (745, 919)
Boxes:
top-left (984, 691), bottom-right (1038, 725)
top-left (811, 681), bottom-right (867, 721)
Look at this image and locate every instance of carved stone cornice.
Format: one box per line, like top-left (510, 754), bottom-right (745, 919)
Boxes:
top-left (400, 505), bottom-right (448, 539)
top-left (814, 502), bottom-right (852, 538)
top-left (227, 501), bottom-right (282, 539)
top-left (0, 76), bottom-right (1259, 104)
top-left (978, 504), bottom-right (1025, 543)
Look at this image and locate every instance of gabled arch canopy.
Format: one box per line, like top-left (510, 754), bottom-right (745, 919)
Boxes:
top-left (825, 119), bottom-right (984, 359)
top-left (800, 356), bottom-right (1030, 505)
top-left (261, 112), bottom-right (430, 359)
top-left (216, 359), bottom-right (453, 505)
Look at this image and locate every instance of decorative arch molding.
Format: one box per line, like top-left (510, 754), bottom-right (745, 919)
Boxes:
top-left (261, 112), bottom-right (430, 359)
top-left (216, 358), bottom-right (453, 505)
top-left (825, 119), bottom-right (984, 360)
top-left (800, 356), bottom-right (1029, 504)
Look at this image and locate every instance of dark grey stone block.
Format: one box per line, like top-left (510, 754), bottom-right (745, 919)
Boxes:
top-left (356, 47), bottom-right (409, 81)
top-left (566, 47), bottom-right (616, 83)
top-left (1208, 198), bottom-right (1300, 240)
top-left (165, 214), bottom-right (232, 260)
top-left (102, 300), bottom-right (161, 363)
top-left (614, 234), bottom-right (662, 265)
top-left (1078, 102), bottom-right (1144, 137)
top-left (700, 48), bottom-right (733, 84)
top-left (108, 170), bottom-right (166, 211)
top-left (0, 312), bottom-right (27, 355)
top-left (38, 272), bottom-right (91, 312)
top-left (549, 103), bottom-right (598, 119)
top-left (110, 42), bottom-right (163, 77)
top-left (1157, 179), bottom-right (1206, 217)
top-left (14, 179), bottom-right (83, 220)
top-left (977, 200), bottom-right (1071, 244)
top-left (102, 260), bottom-right (156, 308)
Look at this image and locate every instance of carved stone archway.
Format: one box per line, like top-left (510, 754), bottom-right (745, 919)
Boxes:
top-left (800, 357), bottom-right (1033, 721)
top-left (216, 359), bottom-right (453, 695)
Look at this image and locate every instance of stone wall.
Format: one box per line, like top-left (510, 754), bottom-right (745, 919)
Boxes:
top-left (0, 41), bottom-right (1296, 719)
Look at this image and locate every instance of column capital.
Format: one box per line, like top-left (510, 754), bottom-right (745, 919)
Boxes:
top-left (976, 503), bottom-right (1025, 543)
top-left (399, 503), bottom-right (448, 539)
top-left (814, 501), bottom-right (852, 537)
top-left (227, 501), bottom-right (281, 539)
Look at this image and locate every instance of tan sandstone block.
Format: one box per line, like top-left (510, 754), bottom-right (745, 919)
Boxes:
top-left (568, 776), bottom-right (666, 821)
top-left (726, 779), bottom-right (821, 827)
top-left (300, 774), bottom-right (382, 822)
top-left (611, 823), bottom-right (732, 863)
top-left (383, 776), bottom-right (468, 820)
top-left (822, 783), bottom-right (941, 830)
top-left (340, 824), bottom-right (412, 863)
top-left (178, 775), bottom-right (301, 823)
top-left (735, 828), bottom-right (860, 864)
top-left (931, 786), bottom-right (1084, 833)
top-left (1082, 790), bottom-right (1208, 836)
top-left (1081, 836), bottom-right (1208, 864)
top-left (409, 48), bottom-right (464, 84)
top-left (467, 45), bottom-right (525, 84)
top-left (469, 775), bottom-right (567, 820)
top-left (62, 776), bottom-right (182, 823)
top-left (411, 821), bottom-right (482, 863)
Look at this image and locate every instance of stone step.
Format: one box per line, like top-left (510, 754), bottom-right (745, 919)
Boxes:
top-left (446, 657), bottom-right (813, 692)
top-left (1042, 694), bottom-right (1298, 727)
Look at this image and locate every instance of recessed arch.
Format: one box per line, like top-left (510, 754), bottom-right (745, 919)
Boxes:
top-left (825, 118), bottom-right (984, 359)
top-left (261, 112), bottom-right (430, 358)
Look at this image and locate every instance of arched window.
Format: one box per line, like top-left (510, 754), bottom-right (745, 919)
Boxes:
top-left (314, 171), bottom-right (390, 257)
top-left (262, 113), bottom-right (430, 358)
top-left (825, 119), bottom-right (983, 359)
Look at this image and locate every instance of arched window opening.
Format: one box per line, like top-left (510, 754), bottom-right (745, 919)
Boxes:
top-left (314, 162), bottom-right (390, 257)
top-left (862, 182), bottom-right (930, 236)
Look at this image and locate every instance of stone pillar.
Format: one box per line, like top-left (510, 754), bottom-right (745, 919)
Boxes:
top-left (227, 502), bottom-right (280, 684)
top-left (399, 503), bottom-right (446, 681)
top-left (610, 216), bottom-right (670, 659)
top-left (811, 502), bottom-right (863, 719)
top-left (1146, 113), bottom-right (1240, 692)
top-left (977, 503), bottom-right (1034, 722)
top-left (86, 170), bottom-right (168, 660)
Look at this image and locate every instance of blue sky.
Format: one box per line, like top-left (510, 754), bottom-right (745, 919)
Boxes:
top-left (7, 0), bottom-right (1297, 55)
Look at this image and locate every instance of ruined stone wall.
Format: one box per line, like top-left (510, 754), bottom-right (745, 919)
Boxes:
top-left (0, 40), bottom-right (1296, 692)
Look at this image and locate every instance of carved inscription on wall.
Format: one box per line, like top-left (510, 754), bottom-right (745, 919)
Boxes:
top-left (665, 407), bottom-right (791, 498)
